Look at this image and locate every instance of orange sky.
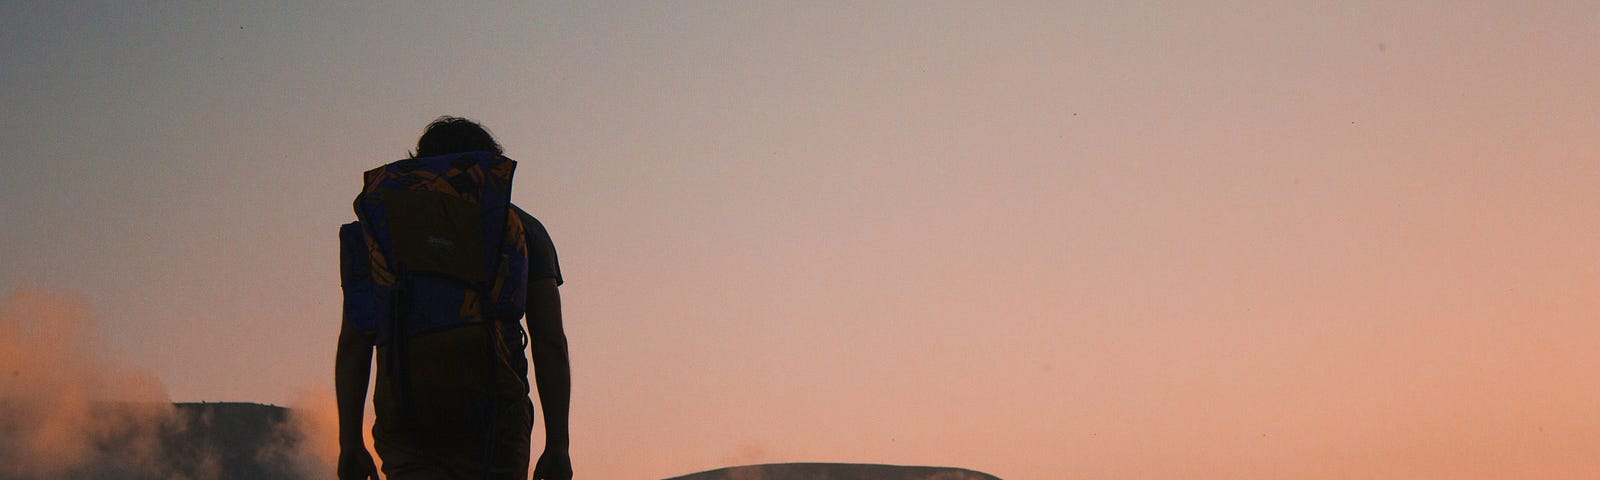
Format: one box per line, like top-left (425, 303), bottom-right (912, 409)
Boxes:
top-left (2, 2), bottom-right (1598, 479)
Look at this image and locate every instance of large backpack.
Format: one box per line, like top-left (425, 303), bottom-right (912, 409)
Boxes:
top-left (340, 152), bottom-right (531, 472)
top-left (345, 151), bottom-right (530, 346)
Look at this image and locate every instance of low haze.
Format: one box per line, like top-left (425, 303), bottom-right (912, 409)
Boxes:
top-left (3, 3), bottom-right (1598, 479)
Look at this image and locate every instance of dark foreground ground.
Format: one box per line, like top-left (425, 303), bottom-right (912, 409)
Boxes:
top-left (1, 402), bottom-right (1000, 479)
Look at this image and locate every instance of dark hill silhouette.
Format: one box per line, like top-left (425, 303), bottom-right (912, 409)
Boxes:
top-left (167, 402), bottom-right (299, 479)
top-left (663, 463), bottom-right (1003, 480)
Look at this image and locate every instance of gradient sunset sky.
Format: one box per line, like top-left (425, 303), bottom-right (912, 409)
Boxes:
top-left (3, 2), bottom-right (1599, 479)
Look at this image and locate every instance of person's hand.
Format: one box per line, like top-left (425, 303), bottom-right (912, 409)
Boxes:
top-left (338, 445), bottom-right (380, 480)
top-left (532, 447), bottom-right (573, 480)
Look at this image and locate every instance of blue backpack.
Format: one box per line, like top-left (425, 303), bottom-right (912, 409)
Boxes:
top-left (341, 152), bottom-right (530, 347)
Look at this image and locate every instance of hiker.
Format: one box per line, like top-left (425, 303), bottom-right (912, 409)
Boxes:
top-left (335, 117), bottom-right (572, 480)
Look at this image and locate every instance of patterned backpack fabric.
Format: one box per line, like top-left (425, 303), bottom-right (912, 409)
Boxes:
top-left (345, 151), bottom-right (530, 347)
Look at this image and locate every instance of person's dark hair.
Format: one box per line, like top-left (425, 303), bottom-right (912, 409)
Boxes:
top-left (413, 116), bottom-right (503, 158)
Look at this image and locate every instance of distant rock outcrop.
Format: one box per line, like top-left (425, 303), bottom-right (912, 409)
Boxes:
top-left (663, 463), bottom-right (1003, 480)
top-left (167, 402), bottom-right (300, 480)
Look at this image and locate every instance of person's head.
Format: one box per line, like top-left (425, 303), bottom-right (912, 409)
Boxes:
top-left (413, 116), bottom-right (503, 158)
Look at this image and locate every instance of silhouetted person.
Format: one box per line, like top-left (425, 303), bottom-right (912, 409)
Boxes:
top-left (336, 117), bottom-right (572, 480)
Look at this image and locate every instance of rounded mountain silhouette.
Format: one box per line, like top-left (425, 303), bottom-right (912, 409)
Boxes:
top-left (663, 462), bottom-right (1003, 480)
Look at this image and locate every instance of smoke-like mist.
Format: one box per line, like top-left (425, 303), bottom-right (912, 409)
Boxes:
top-left (0, 288), bottom-right (375, 479)
top-left (0, 288), bottom-right (202, 478)
top-left (258, 387), bottom-right (379, 480)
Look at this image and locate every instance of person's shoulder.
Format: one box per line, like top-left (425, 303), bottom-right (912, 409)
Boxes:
top-left (511, 205), bottom-right (551, 234)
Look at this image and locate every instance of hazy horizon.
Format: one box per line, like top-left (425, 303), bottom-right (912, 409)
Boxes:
top-left (4, 2), bottom-right (1599, 479)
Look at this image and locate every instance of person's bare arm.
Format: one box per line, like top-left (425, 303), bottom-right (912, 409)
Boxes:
top-left (335, 319), bottom-right (379, 480)
top-left (527, 277), bottom-right (572, 479)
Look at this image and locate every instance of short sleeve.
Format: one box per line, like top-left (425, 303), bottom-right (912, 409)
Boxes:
top-left (338, 222), bottom-right (369, 288)
top-left (338, 221), bottom-right (381, 333)
top-left (513, 205), bottom-right (563, 286)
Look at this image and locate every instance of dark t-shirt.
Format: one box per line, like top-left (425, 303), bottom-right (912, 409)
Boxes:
top-left (512, 205), bottom-right (562, 286)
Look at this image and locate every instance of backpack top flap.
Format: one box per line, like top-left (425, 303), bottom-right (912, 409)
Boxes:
top-left (351, 151), bottom-right (526, 343)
